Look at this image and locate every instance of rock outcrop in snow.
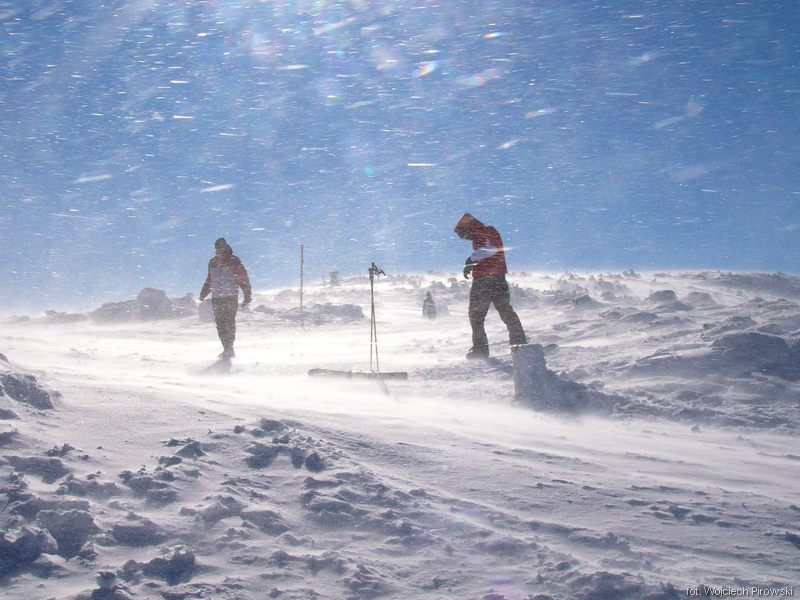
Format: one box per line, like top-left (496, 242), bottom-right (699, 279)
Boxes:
top-left (0, 355), bottom-right (58, 412)
top-left (512, 344), bottom-right (618, 413)
top-left (91, 288), bottom-right (196, 322)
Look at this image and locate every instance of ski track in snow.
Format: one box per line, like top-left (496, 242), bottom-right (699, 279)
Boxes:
top-left (1, 270), bottom-right (799, 599)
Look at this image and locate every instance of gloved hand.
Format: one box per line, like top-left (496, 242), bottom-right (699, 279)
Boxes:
top-left (199, 294), bottom-right (207, 302)
top-left (241, 296), bottom-right (252, 308)
top-left (463, 257), bottom-right (474, 279)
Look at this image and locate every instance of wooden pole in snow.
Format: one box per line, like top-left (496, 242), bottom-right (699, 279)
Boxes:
top-left (300, 243), bottom-right (304, 328)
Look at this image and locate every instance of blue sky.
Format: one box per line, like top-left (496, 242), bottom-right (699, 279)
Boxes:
top-left (1, 0), bottom-right (799, 311)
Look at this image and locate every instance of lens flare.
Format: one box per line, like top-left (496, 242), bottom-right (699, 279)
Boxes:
top-left (414, 61), bottom-right (438, 78)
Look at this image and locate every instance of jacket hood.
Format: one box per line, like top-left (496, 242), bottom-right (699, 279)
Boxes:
top-left (454, 213), bottom-right (483, 235)
top-left (215, 237), bottom-right (233, 258)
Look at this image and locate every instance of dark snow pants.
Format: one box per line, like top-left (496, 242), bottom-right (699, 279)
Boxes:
top-left (212, 296), bottom-right (239, 351)
top-left (469, 275), bottom-right (527, 350)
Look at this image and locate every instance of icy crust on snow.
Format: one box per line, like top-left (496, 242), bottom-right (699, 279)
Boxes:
top-left (2, 271), bottom-right (800, 598)
top-left (0, 407), bottom-right (716, 600)
top-left (2, 400), bottom-right (798, 599)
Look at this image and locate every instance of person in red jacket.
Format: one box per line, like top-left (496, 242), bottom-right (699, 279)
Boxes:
top-left (454, 213), bottom-right (527, 359)
top-left (199, 238), bottom-right (252, 359)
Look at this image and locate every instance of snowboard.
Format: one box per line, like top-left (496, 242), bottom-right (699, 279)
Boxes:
top-left (308, 368), bottom-right (408, 380)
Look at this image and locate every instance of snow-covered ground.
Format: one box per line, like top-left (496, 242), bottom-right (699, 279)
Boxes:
top-left (1, 270), bottom-right (799, 599)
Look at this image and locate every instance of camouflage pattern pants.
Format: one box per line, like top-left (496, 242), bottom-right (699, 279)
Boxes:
top-left (212, 296), bottom-right (239, 350)
top-left (469, 275), bottom-right (527, 349)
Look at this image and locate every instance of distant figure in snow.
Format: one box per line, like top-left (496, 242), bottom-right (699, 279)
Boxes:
top-left (454, 213), bottom-right (526, 359)
top-left (199, 238), bottom-right (252, 359)
top-left (422, 292), bottom-right (437, 319)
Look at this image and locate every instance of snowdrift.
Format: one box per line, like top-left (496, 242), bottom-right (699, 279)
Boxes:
top-left (1, 270), bottom-right (799, 599)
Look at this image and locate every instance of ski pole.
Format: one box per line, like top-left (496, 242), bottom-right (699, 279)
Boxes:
top-left (368, 262), bottom-right (385, 372)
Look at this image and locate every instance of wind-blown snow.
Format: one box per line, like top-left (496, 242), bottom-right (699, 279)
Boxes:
top-left (1, 271), bottom-right (798, 599)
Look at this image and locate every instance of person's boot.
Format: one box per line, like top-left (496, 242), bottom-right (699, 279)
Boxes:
top-left (466, 346), bottom-right (490, 360)
top-left (219, 346), bottom-right (235, 359)
top-left (510, 330), bottom-right (527, 346)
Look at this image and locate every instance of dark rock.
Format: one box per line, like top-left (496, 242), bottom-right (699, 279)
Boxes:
top-left (11, 497), bottom-right (90, 520)
top-left (304, 452), bottom-right (325, 473)
top-left (244, 442), bottom-right (280, 469)
top-left (0, 407), bottom-right (18, 420)
top-left (685, 291), bottom-right (719, 308)
top-left (119, 469), bottom-right (175, 498)
top-left (73, 570), bottom-right (135, 599)
top-left (259, 419), bottom-right (286, 433)
top-left (572, 294), bottom-right (602, 309)
top-left (194, 496), bottom-right (246, 524)
top-left (142, 545), bottom-right (196, 585)
top-left (75, 583), bottom-right (134, 600)
top-left (0, 526), bottom-right (58, 576)
top-left (91, 300), bottom-right (138, 323)
top-left (240, 507), bottom-right (289, 535)
top-left (621, 311), bottom-right (658, 324)
top-left (158, 469), bottom-right (176, 482)
top-left (159, 455), bottom-right (183, 467)
top-left (646, 289), bottom-right (691, 310)
top-left (344, 563), bottom-right (389, 599)
top-left (0, 429), bottom-right (18, 445)
top-left (91, 288), bottom-right (187, 323)
top-left (0, 372), bottom-right (56, 409)
top-left (306, 303), bottom-right (365, 324)
top-left (290, 446), bottom-right (306, 468)
top-left (712, 331), bottom-right (790, 359)
top-left (570, 570), bottom-right (648, 599)
top-left (47, 443), bottom-right (75, 457)
top-left (711, 332), bottom-right (800, 380)
top-left (44, 310), bottom-right (87, 323)
top-left (136, 288), bottom-right (172, 320)
top-left (78, 540), bottom-right (98, 560)
top-left (4, 455), bottom-right (69, 483)
top-left (303, 477), bottom-right (342, 490)
top-left (57, 474), bottom-right (119, 499)
top-left (146, 487), bottom-right (179, 505)
top-left (175, 441), bottom-right (205, 459)
top-left (30, 553), bottom-right (70, 578)
top-left (170, 294), bottom-right (197, 318)
top-left (306, 551), bottom-right (348, 575)
top-left (111, 514), bottom-right (168, 546)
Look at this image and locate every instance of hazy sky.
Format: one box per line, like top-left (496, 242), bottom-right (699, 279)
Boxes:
top-left (1, 0), bottom-right (799, 311)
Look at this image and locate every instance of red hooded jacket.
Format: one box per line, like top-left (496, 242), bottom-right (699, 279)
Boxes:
top-left (454, 213), bottom-right (508, 278)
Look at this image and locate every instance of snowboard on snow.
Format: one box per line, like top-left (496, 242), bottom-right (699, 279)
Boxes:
top-left (308, 368), bottom-right (408, 380)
